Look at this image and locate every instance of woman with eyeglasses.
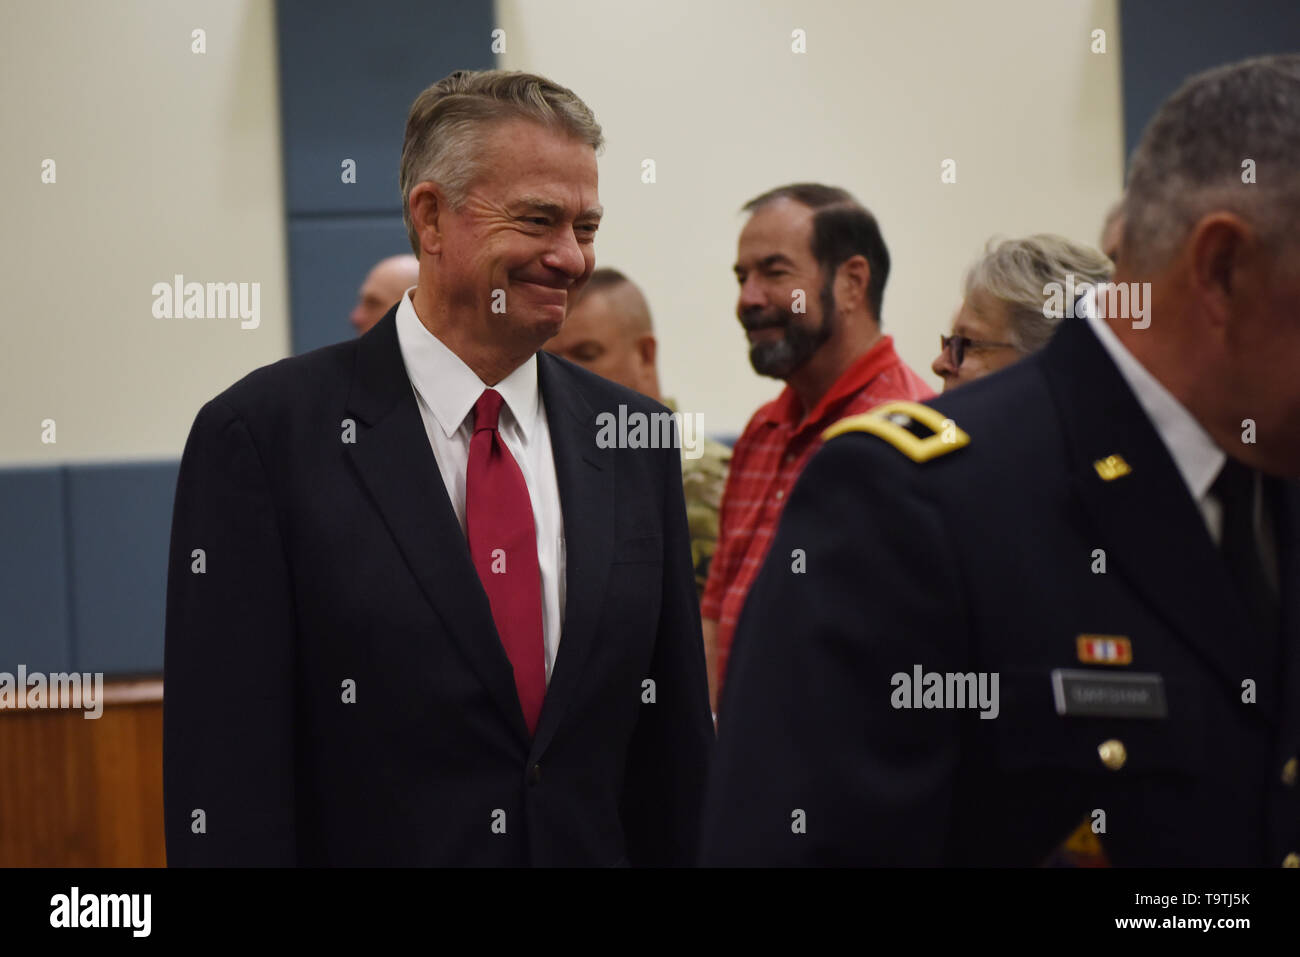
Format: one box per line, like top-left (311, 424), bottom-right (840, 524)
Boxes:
top-left (932, 234), bottom-right (1113, 391)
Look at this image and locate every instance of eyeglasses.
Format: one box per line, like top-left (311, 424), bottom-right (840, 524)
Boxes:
top-left (939, 333), bottom-right (1017, 368)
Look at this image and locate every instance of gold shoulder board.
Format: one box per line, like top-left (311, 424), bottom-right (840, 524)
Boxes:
top-left (821, 400), bottom-right (970, 463)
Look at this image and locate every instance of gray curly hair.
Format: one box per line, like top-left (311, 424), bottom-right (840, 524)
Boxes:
top-left (964, 234), bottom-right (1114, 354)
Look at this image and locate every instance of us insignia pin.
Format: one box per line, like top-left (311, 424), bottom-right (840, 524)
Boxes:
top-left (1093, 454), bottom-right (1132, 481)
top-left (1076, 634), bottom-right (1132, 665)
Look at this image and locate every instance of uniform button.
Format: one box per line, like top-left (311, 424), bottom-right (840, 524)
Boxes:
top-left (527, 763), bottom-right (542, 786)
top-left (1283, 852), bottom-right (1300, 868)
top-left (1098, 739), bottom-right (1127, 771)
top-left (1282, 757), bottom-right (1298, 788)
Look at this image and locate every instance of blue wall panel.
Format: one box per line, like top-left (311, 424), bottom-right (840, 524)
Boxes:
top-left (0, 468), bottom-right (71, 673)
top-left (66, 463), bottom-right (179, 676)
top-left (276, 0), bottom-right (497, 356)
top-left (288, 215), bottom-right (410, 354)
top-left (1120, 0), bottom-right (1300, 163)
top-left (276, 0), bottom-right (498, 215)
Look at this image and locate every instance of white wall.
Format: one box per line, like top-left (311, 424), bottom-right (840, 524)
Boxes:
top-left (0, 0), bottom-right (1124, 462)
top-left (499, 0), bottom-right (1124, 434)
top-left (0, 0), bottom-right (288, 465)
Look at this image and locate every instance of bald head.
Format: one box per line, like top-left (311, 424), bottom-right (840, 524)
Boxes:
top-left (350, 254), bottom-right (420, 335)
top-left (544, 268), bottom-right (661, 400)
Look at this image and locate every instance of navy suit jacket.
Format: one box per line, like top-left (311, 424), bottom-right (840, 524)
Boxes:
top-left (164, 307), bottom-right (713, 866)
top-left (702, 315), bottom-right (1300, 866)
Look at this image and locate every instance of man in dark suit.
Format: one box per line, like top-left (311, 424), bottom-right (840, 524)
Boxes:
top-left (701, 54), bottom-right (1300, 866)
top-left (164, 69), bottom-right (712, 866)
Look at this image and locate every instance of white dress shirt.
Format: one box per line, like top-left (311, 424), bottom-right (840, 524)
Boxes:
top-left (1083, 300), bottom-right (1277, 586)
top-left (395, 290), bottom-right (566, 684)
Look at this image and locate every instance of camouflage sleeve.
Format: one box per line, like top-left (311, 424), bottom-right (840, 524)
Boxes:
top-left (680, 438), bottom-right (732, 599)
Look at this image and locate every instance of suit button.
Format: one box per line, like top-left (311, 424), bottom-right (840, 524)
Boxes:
top-left (1283, 853), bottom-right (1299, 868)
top-left (1282, 757), bottom-right (1298, 788)
top-left (527, 763), bottom-right (542, 787)
top-left (1098, 739), bottom-right (1127, 771)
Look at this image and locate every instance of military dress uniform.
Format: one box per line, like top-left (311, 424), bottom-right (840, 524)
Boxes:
top-left (700, 312), bottom-right (1300, 867)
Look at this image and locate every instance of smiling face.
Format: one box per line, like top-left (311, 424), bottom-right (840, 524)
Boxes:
top-left (733, 197), bottom-right (835, 380)
top-left (413, 117), bottom-right (602, 365)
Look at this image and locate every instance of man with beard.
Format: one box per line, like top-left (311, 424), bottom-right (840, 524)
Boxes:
top-left (700, 184), bottom-right (933, 711)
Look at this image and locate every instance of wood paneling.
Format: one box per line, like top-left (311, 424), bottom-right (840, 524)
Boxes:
top-left (0, 678), bottom-right (164, 867)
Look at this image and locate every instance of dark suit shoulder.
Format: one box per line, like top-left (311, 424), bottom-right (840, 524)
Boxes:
top-left (206, 337), bottom-right (357, 422)
top-left (539, 351), bottom-right (671, 418)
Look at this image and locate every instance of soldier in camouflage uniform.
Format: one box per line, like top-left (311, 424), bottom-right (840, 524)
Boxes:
top-left (665, 399), bottom-right (733, 597)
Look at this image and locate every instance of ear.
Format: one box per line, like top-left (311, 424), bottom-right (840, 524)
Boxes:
top-left (1189, 212), bottom-right (1252, 327)
top-left (408, 183), bottom-right (447, 257)
top-left (635, 334), bottom-right (657, 368)
top-left (836, 255), bottom-right (871, 314)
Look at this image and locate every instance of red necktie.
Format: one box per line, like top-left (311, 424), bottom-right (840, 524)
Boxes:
top-left (465, 388), bottom-right (546, 735)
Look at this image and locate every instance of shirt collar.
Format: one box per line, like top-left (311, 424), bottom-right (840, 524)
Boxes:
top-left (1082, 295), bottom-right (1224, 503)
top-left (394, 290), bottom-right (539, 439)
top-left (757, 335), bottom-right (903, 431)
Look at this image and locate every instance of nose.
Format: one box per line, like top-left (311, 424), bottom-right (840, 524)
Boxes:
top-left (736, 274), bottom-right (767, 319)
top-left (540, 227), bottom-right (589, 282)
top-left (931, 348), bottom-right (955, 379)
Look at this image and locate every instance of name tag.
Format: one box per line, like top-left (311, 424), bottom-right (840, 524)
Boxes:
top-left (1050, 669), bottom-right (1167, 719)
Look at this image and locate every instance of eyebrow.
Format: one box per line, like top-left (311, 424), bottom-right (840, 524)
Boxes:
top-left (512, 197), bottom-right (603, 222)
top-left (733, 253), bottom-right (796, 276)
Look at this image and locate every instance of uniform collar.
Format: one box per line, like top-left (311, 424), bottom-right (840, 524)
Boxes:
top-left (395, 290), bottom-right (539, 439)
top-left (757, 335), bottom-right (903, 431)
top-left (1082, 297), bottom-right (1224, 504)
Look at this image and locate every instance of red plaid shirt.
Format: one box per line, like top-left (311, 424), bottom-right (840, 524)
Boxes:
top-left (702, 335), bottom-right (934, 694)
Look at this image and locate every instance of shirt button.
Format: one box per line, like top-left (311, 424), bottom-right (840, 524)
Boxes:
top-left (527, 763), bottom-right (542, 787)
top-left (1282, 757), bottom-right (1298, 787)
top-left (774, 489), bottom-right (784, 501)
top-left (1283, 852), bottom-right (1300, 868)
top-left (784, 453), bottom-right (796, 464)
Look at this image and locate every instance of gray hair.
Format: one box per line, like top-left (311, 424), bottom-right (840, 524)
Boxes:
top-left (399, 70), bottom-right (604, 256)
top-left (1124, 54), bottom-right (1300, 271)
top-left (965, 234), bottom-right (1114, 354)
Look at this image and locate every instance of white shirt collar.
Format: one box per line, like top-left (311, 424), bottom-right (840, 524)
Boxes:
top-left (1081, 293), bottom-right (1224, 503)
top-left (394, 289), bottom-right (539, 439)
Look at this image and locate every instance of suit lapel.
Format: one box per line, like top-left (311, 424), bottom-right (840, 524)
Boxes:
top-left (530, 353), bottom-right (615, 759)
top-left (1040, 317), bottom-right (1277, 724)
top-left (343, 310), bottom-right (529, 741)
